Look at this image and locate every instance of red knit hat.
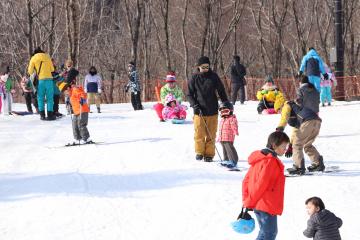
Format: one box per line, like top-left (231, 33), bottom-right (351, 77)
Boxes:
top-left (165, 71), bottom-right (176, 82)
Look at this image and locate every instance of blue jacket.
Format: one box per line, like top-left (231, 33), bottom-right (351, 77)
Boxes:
top-left (299, 50), bottom-right (326, 77)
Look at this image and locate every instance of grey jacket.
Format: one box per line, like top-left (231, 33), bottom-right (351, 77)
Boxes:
top-left (296, 83), bottom-right (320, 114)
top-left (303, 209), bottom-right (342, 240)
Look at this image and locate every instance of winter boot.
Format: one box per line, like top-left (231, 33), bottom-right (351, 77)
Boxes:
top-left (39, 111), bottom-right (46, 120)
top-left (204, 156), bottom-right (213, 162)
top-left (46, 111), bottom-right (56, 121)
top-left (328, 102), bottom-right (331, 106)
top-left (287, 165), bottom-right (305, 175)
top-left (195, 154), bottom-right (204, 161)
top-left (97, 107), bottom-right (101, 113)
top-left (308, 156), bottom-right (325, 172)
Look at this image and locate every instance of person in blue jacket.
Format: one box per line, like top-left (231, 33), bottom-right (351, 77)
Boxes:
top-left (299, 48), bottom-right (328, 92)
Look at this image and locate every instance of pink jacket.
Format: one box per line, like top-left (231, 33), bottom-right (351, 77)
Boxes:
top-left (162, 104), bottom-right (187, 120)
top-left (321, 64), bottom-right (336, 87)
top-left (217, 114), bottom-right (238, 142)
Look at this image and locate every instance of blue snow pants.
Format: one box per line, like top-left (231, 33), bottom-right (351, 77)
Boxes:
top-left (38, 79), bottom-right (54, 112)
top-left (320, 86), bottom-right (332, 104)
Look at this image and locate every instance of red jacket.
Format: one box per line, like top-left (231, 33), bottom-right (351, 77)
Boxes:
top-left (242, 150), bottom-right (285, 216)
top-left (217, 114), bottom-right (238, 142)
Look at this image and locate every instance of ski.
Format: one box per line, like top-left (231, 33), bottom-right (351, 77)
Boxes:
top-left (64, 140), bottom-right (99, 147)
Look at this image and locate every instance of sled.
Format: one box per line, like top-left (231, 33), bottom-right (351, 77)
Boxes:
top-left (171, 118), bottom-right (185, 124)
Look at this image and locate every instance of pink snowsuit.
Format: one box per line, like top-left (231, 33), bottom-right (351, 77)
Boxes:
top-left (162, 94), bottom-right (187, 120)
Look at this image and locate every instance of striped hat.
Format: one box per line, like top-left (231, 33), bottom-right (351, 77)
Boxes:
top-left (165, 72), bottom-right (176, 82)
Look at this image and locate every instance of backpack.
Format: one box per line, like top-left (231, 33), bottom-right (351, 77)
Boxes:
top-left (305, 57), bottom-right (320, 76)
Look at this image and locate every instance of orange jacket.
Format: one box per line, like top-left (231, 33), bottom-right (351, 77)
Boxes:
top-left (242, 150), bottom-right (285, 216)
top-left (70, 86), bottom-right (90, 115)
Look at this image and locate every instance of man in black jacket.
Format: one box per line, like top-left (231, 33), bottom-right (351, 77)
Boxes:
top-left (230, 55), bottom-right (246, 105)
top-left (187, 56), bottom-right (229, 162)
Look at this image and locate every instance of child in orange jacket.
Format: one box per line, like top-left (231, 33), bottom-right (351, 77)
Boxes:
top-left (66, 81), bottom-right (92, 144)
top-left (242, 131), bottom-right (290, 240)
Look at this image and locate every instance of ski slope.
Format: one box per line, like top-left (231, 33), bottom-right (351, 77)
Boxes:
top-left (0, 101), bottom-right (359, 240)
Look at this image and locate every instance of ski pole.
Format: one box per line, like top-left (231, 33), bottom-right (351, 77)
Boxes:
top-left (199, 111), bottom-right (223, 162)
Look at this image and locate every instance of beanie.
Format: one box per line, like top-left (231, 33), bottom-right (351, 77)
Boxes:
top-left (197, 56), bottom-right (210, 66)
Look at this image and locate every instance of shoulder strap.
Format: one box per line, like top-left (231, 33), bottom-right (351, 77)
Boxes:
top-left (35, 61), bottom-right (43, 76)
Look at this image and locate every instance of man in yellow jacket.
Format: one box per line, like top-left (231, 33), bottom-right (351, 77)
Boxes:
top-left (28, 47), bottom-right (55, 120)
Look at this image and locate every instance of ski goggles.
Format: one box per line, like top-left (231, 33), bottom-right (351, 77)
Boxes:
top-left (220, 108), bottom-right (231, 116)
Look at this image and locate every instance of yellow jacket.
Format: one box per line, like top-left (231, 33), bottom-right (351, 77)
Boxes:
top-left (28, 53), bottom-right (54, 80)
top-left (256, 86), bottom-right (285, 112)
top-left (278, 102), bottom-right (292, 128)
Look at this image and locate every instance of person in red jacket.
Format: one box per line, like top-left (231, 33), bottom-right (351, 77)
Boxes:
top-left (242, 131), bottom-right (290, 240)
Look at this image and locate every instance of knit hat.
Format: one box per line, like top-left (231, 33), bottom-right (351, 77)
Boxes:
top-left (165, 71), bottom-right (176, 82)
top-left (265, 75), bottom-right (274, 84)
top-left (165, 93), bottom-right (176, 106)
top-left (197, 56), bottom-right (210, 66)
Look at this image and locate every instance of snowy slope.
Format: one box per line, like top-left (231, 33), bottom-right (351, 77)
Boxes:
top-left (0, 101), bottom-right (359, 240)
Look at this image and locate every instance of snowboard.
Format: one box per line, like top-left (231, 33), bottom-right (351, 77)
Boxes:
top-left (285, 166), bottom-right (341, 177)
top-left (11, 111), bottom-right (34, 116)
top-left (171, 118), bottom-right (185, 124)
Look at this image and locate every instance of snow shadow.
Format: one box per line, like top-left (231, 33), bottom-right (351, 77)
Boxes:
top-left (0, 169), bottom-right (239, 202)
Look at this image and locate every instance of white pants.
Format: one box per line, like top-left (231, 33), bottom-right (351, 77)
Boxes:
top-left (1, 92), bottom-right (12, 115)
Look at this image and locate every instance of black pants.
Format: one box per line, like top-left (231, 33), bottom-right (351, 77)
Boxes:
top-left (231, 83), bottom-right (245, 104)
top-left (221, 141), bottom-right (238, 164)
top-left (131, 92), bottom-right (143, 110)
top-left (24, 92), bottom-right (38, 113)
top-left (54, 94), bottom-right (60, 113)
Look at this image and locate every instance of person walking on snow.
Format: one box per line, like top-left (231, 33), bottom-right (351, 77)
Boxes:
top-left (84, 66), bottom-right (102, 113)
top-left (217, 102), bottom-right (239, 169)
top-left (187, 56), bottom-right (229, 162)
top-left (153, 71), bottom-right (184, 122)
top-left (125, 61), bottom-right (143, 111)
top-left (299, 47), bottom-right (328, 92)
top-left (28, 47), bottom-right (56, 120)
top-left (230, 55), bottom-right (247, 105)
top-left (242, 131), bottom-right (290, 240)
top-left (320, 63), bottom-right (336, 107)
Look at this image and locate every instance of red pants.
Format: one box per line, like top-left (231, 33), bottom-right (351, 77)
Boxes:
top-left (153, 103), bottom-right (164, 120)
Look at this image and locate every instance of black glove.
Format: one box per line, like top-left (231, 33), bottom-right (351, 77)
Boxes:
top-left (285, 144), bottom-right (293, 158)
top-left (276, 126), bottom-right (284, 132)
top-left (193, 104), bottom-right (202, 115)
top-left (323, 73), bottom-right (329, 80)
top-left (124, 85), bottom-right (129, 93)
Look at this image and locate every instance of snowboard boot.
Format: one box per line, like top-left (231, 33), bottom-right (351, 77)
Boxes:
top-left (204, 156), bottom-right (213, 162)
top-left (195, 154), bottom-right (204, 161)
top-left (308, 156), bottom-right (325, 172)
top-left (97, 107), bottom-right (101, 113)
top-left (287, 165), bottom-right (305, 175)
top-left (39, 111), bottom-right (46, 120)
top-left (46, 111), bottom-right (56, 121)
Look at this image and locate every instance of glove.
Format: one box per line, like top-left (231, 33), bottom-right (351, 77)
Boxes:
top-left (98, 88), bottom-right (102, 94)
top-left (79, 97), bottom-right (86, 106)
top-left (193, 104), bottom-right (201, 115)
top-left (298, 71), bottom-right (303, 77)
top-left (276, 126), bottom-right (284, 132)
top-left (323, 73), bottom-right (329, 80)
top-left (124, 85), bottom-right (129, 93)
top-left (285, 144), bottom-right (293, 158)
top-left (261, 89), bottom-right (268, 95)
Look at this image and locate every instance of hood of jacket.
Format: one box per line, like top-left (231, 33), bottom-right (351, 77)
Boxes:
top-left (312, 209), bottom-right (338, 227)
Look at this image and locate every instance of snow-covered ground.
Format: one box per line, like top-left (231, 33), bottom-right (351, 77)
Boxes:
top-left (0, 101), bottom-right (359, 240)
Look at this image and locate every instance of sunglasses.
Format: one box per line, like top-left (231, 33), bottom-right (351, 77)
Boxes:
top-left (200, 65), bottom-right (209, 69)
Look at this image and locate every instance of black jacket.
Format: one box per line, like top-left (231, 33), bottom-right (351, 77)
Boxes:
top-left (303, 209), bottom-right (342, 240)
top-left (297, 83), bottom-right (320, 113)
top-left (187, 70), bottom-right (229, 116)
top-left (230, 61), bottom-right (246, 85)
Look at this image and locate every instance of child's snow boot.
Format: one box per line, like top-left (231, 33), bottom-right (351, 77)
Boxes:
top-left (287, 165), bottom-right (305, 175)
top-left (308, 156), bottom-right (325, 172)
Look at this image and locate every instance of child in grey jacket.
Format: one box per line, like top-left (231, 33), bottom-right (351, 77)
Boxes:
top-left (303, 197), bottom-right (342, 240)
